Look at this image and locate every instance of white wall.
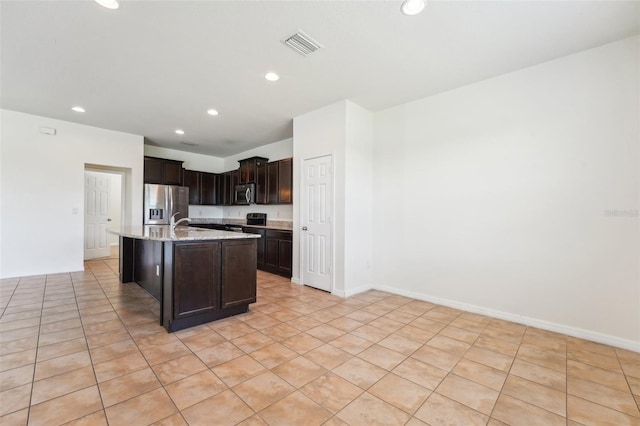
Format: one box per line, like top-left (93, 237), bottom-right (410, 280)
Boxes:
top-left (144, 145), bottom-right (225, 173)
top-left (293, 102), bottom-right (347, 292)
top-left (293, 101), bottom-right (375, 296)
top-left (1, 109), bottom-right (144, 278)
top-left (372, 36), bottom-right (640, 350)
top-left (223, 138), bottom-right (292, 171)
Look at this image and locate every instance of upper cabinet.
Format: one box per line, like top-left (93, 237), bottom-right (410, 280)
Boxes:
top-left (260, 158), bottom-right (292, 205)
top-left (239, 157), bottom-right (268, 184)
top-left (183, 170), bottom-right (220, 206)
top-left (144, 157), bottom-right (183, 185)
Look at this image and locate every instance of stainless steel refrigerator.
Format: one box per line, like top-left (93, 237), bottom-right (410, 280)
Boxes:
top-left (144, 184), bottom-right (189, 225)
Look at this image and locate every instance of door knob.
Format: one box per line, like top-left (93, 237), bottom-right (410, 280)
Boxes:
top-left (107, 218), bottom-right (112, 222)
top-left (302, 226), bottom-right (308, 231)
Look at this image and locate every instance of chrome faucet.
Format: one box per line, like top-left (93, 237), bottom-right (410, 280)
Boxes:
top-left (170, 213), bottom-right (191, 230)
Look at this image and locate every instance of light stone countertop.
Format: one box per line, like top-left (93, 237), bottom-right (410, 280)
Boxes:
top-left (109, 226), bottom-right (261, 242)
top-left (189, 218), bottom-right (293, 230)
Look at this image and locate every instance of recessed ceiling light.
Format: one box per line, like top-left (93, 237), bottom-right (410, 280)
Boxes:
top-left (71, 106), bottom-right (85, 113)
top-left (264, 72), bottom-right (279, 82)
top-left (207, 109), bottom-right (219, 116)
top-left (175, 129), bottom-right (185, 135)
top-left (401, 0), bottom-right (425, 15)
top-left (94, 0), bottom-right (119, 10)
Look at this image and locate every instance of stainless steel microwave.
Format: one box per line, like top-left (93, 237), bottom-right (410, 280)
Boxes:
top-left (235, 183), bottom-right (255, 205)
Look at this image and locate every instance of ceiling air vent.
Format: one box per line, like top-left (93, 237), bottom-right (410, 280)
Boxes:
top-left (283, 30), bottom-right (323, 56)
top-left (180, 141), bottom-right (198, 147)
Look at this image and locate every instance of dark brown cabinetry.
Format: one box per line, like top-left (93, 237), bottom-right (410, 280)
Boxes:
top-left (221, 240), bottom-right (257, 308)
top-left (242, 228), bottom-right (266, 270)
top-left (264, 229), bottom-right (293, 278)
top-left (278, 158), bottom-right (293, 204)
top-left (173, 243), bottom-right (220, 320)
top-left (255, 161), bottom-right (267, 204)
top-left (182, 170), bottom-right (201, 205)
top-left (239, 157), bottom-right (268, 184)
top-left (183, 170), bottom-right (219, 206)
top-left (267, 162), bottom-right (279, 204)
top-left (144, 156), bottom-right (183, 185)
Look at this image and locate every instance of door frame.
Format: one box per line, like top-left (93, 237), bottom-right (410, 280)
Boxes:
top-left (298, 153), bottom-right (334, 294)
top-left (84, 164), bottom-right (127, 259)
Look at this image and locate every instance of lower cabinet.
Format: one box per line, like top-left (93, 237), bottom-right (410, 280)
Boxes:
top-left (221, 240), bottom-right (257, 308)
top-left (173, 243), bottom-right (219, 320)
top-left (262, 229), bottom-right (292, 278)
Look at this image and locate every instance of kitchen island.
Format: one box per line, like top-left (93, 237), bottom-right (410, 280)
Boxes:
top-left (112, 226), bottom-right (259, 332)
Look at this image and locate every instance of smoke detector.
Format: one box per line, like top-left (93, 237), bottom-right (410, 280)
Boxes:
top-left (282, 30), bottom-right (323, 56)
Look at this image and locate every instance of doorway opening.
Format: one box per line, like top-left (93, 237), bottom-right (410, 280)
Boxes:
top-left (84, 165), bottom-right (126, 260)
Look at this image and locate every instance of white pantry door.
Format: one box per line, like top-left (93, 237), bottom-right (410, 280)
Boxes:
top-left (84, 172), bottom-right (111, 259)
top-left (301, 155), bottom-right (332, 292)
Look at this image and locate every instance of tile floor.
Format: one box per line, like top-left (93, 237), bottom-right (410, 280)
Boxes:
top-left (1, 255), bottom-right (639, 426)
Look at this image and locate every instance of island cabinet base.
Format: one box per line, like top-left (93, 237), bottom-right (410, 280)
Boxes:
top-left (120, 236), bottom-right (257, 332)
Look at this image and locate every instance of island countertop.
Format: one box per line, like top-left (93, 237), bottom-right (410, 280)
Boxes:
top-left (110, 225), bottom-right (261, 242)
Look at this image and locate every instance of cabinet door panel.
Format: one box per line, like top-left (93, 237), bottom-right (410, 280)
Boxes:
top-left (278, 158), bottom-right (292, 204)
top-left (144, 157), bottom-right (164, 184)
top-left (163, 161), bottom-right (183, 185)
top-left (255, 162), bottom-right (267, 204)
top-left (183, 170), bottom-right (201, 205)
top-left (201, 173), bottom-right (217, 205)
top-left (266, 162), bottom-right (278, 204)
top-left (278, 239), bottom-right (292, 278)
top-left (221, 240), bottom-right (257, 308)
top-left (173, 243), bottom-right (219, 319)
top-left (264, 238), bottom-right (279, 274)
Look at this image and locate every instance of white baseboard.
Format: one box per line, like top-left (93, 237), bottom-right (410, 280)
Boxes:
top-left (373, 284), bottom-right (640, 352)
top-left (291, 276), bottom-right (301, 285)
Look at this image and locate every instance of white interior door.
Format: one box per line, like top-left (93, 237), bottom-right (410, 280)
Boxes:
top-left (301, 155), bottom-right (332, 292)
top-left (84, 171), bottom-right (111, 259)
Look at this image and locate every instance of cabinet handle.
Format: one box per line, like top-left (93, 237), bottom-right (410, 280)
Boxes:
top-left (302, 226), bottom-right (308, 231)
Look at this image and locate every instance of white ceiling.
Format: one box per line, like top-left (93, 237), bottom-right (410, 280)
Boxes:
top-left (2, 1), bottom-right (638, 157)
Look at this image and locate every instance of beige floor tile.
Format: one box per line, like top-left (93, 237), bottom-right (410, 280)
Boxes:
top-left (37, 337), bottom-right (88, 362)
top-left (105, 388), bottom-right (177, 426)
top-left (332, 357), bottom-right (387, 389)
top-left (195, 341), bottom-right (244, 367)
top-left (412, 345), bottom-right (462, 372)
top-left (249, 342), bottom-right (297, 368)
top-left (260, 323), bottom-right (300, 341)
top-left (435, 374), bottom-right (499, 415)
top-left (336, 392), bottom-right (411, 425)
top-left (179, 331), bottom-right (225, 353)
top-left (34, 350), bottom-right (92, 381)
top-left (89, 338), bottom-right (138, 364)
top-left (236, 414), bottom-right (269, 426)
top-left (439, 325), bottom-right (480, 344)
top-left (151, 353), bottom-right (208, 385)
top-left (473, 335), bottom-right (519, 357)
top-left (427, 334), bottom-right (472, 356)
top-left (327, 317), bottom-right (365, 332)
top-left (307, 324), bottom-right (346, 342)
top-left (282, 332), bottom-right (324, 354)
top-left (150, 412), bottom-right (188, 426)
top-left (304, 344), bottom-right (352, 370)
top-left (259, 391), bottom-right (332, 426)
top-left (212, 355), bottom-right (266, 387)
top-left (0, 363), bottom-right (34, 392)
top-left (464, 346), bottom-right (513, 372)
top-left (350, 324), bottom-right (391, 343)
top-left (300, 372), bottom-right (363, 414)
top-left (414, 392), bottom-right (489, 426)
top-left (393, 357), bottom-right (447, 390)
top-left (492, 394), bottom-right (565, 426)
top-left (141, 340), bottom-right (191, 366)
top-left (567, 395), bottom-right (640, 426)
top-left (0, 348), bottom-right (36, 372)
top-left (85, 329), bottom-right (131, 349)
top-left (93, 352), bottom-right (149, 383)
top-left (215, 322), bottom-right (258, 340)
top-left (133, 330), bottom-right (179, 350)
top-left (357, 344), bottom-right (406, 371)
top-left (283, 315), bottom-right (324, 331)
top-left (181, 390), bottom-right (254, 426)
top-left (568, 376), bottom-right (640, 417)
top-left (65, 410), bottom-right (108, 425)
top-left (31, 365), bottom-right (96, 405)
top-left (272, 355), bottom-right (327, 388)
top-left (329, 333), bottom-right (374, 355)
top-left (232, 331), bottom-right (275, 353)
top-left (452, 358), bottom-right (507, 391)
top-left (567, 359), bottom-right (630, 392)
top-left (0, 335), bottom-right (38, 357)
top-left (99, 367), bottom-right (161, 407)
top-left (28, 385), bottom-right (103, 426)
top-left (165, 369), bottom-right (227, 410)
top-left (233, 371), bottom-right (294, 411)
top-left (0, 382), bottom-right (31, 417)
top-left (0, 408), bottom-right (29, 426)
top-left (509, 358), bottom-right (566, 391)
top-left (368, 373), bottom-right (431, 414)
top-left (502, 374), bottom-right (566, 416)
